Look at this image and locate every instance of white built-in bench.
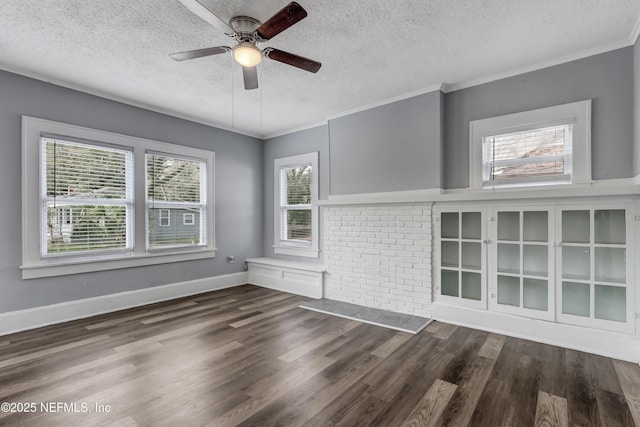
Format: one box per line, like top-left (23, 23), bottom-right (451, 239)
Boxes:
top-left (246, 257), bottom-right (325, 299)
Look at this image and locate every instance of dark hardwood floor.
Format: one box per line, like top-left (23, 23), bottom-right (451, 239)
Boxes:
top-left (0, 285), bottom-right (638, 426)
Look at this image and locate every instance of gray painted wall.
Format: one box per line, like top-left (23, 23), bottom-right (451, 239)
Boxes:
top-left (329, 91), bottom-right (444, 195)
top-left (262, 125), bottom-right (329, 263)
top-left (0, 70), bottom-right (263, 313)
top-left (635, 37), bottom-right (640, 176)
top-left (444, 47), bottom-right (635, 188)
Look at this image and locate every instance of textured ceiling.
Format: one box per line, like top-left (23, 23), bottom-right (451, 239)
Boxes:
top-left (1, 0), bottom-right (639, 138)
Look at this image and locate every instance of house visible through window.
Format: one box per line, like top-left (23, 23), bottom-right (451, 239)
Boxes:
top-left (469, 100), bottom-right (591, 189)
top-left (483, 124), bottom-right (573, 186)
top-left (146, 153), bottom-right (206, 249)
top-left (42, 137), bottom-right (132, 256)
top-left (22, 116), bottom-right (215, 279)
top-left (273, 152), bottom-right (319, 258)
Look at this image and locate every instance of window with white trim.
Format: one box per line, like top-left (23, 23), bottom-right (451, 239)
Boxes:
top-left (183, 213), bottom-right (195, 225)
top-left (470, 100), bottom-right (591, 189)
top-left (158, 209), bottom-right (170, 227)
top-left (146, 153), bottom-right (206, 249)
top-left (22, 116), bottom-right (215, 279)
top-left (273, 152), bottom-right (319, 258)
top-left (42, 137), bottom-right (133, 257)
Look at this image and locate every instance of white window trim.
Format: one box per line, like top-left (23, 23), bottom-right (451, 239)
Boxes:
top-left (183, 213), bottom-right (195, 225)
top-left (21, 116), bottom-right (216, 279)
top-left (273, 152), bottom-right (319, 258)
top-left (469, 100), bottom-right (591, 190)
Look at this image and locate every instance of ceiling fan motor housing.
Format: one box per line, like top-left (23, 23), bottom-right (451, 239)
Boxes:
top-left (230, 16), bottom-right (261, 42)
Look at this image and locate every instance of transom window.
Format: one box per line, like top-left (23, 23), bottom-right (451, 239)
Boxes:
top-left (483, 124), bottom-right (573, 186)
top-left (470, 100), bottom-right (591, 189)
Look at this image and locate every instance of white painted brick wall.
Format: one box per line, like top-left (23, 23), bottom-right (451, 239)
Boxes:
top-left (323, 204), bottom-right (432, 317)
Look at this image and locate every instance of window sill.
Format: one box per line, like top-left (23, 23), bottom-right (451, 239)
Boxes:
top-left (21, 248), bottom-right (217, 279)
top-left (273, 245), bottom-right (320, 259)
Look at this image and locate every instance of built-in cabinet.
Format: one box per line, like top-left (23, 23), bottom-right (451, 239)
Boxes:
top-left (435, 198), bottom-right (636, 333)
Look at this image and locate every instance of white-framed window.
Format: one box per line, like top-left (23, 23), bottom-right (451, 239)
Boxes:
top-left (158, 209), bottom-right (171, 227)
top-left (146, 152), bottom-right (206, 249)
top-left (41, 137), bottom-right (133, 257)
top-left (273, 152), bottom-right (319, 258)
top-left (22, 116), bottom-right (215, 279)
top-left (469, 100), bottom-right (591, 189)
top-left (183, 213), bottom-right (195, 226)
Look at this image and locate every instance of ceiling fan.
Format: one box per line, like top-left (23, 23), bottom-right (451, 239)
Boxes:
top-left (171, 0), bottom-right (321, 90)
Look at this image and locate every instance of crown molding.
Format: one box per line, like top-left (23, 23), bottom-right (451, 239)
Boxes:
top-left (262, 120), bottom-right (328, 140)
top-left (326, 84), bottom-right (444, 121)
top-left (442, 38), bottom-right (636, 93)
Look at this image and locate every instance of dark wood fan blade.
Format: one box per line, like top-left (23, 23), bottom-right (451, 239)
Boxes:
top-left (170, 46), bottom-right (230, 61)
top-left (255, 2), bottom-right (307, 40)
top-left (264, 48), bottom-right (321, 73)
top-left (178, 0), bottom-right (235, 35)
top-left (242, 66), bottom-right (259, 90)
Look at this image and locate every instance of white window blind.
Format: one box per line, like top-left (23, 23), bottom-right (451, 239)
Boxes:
top-left (41, 137), bottom-right (133, 256)
top-left (483, 124), bottom-right (573, 187)
top-left (146, 152), bottom-right (206, 249)
top-left (279, 164), bottom-right (312, 243)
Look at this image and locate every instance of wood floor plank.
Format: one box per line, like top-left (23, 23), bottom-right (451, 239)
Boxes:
top-left (595, 388), bottom-right (636, 427)
top-left (400, 379), bottom-right (457, 427)
top-left (613, 359), bottom-right (640, 427)
top-left (566, 349), bottom-right (601, 427)
top-left (206, 354), bottom-right (335, 427)
top-left (477, 333), bottom-right (505, 360)
top-left (85, 300), bottom-right (198, 329)
top-left (433, 322), bottom-right (458, 340)
top-left (0, 334), bottom-right (111, 369)
top-left (228, 301), bottom-right (304, 328)
top-left (370, 331), bottom-right (412, 358)
top-left (501, 353), bottom-right (542, 426)
top-left (278, 320), bottom-right (360, 363)
top-left (0, 285), bottom-right (638, 426)
top-left (534, 390), bottom-right (568, 427)
top-left (139, 297), bottom-right (237, 324)
top-left (437, 355), bottom-right (497, 426)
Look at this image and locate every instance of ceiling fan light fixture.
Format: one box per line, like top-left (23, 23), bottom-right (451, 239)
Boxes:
top-left (233, 43), bottom-right (262, 67)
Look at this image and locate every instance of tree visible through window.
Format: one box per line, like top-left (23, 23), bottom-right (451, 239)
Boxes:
top-left (280, 164), bottom-right (312, 242)
top-left (146, 153), bottom-right (206, 248)
top-left (42, 138), bottom-right (132, 256)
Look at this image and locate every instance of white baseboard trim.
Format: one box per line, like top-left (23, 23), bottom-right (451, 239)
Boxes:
top-left (432, 303), bottom-right (640, 363)
top-left (247, 259), bottom-right (323, 299)
top-left (0, 272), bottom-right (248, 337)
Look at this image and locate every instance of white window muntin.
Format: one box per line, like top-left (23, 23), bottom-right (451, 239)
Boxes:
top-left (22, 116), bottom-right (216, 279)
top-left (145, 151), bottom-right (207, 250)
top-left (469, 100), bottom-right (591, 189)
top-left (183, 213), bottom-right (195, 225)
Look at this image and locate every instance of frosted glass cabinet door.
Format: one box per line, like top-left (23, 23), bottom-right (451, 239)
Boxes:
top-left (436, 208), bottom-right (486, 309)
top-left (557, 206), bottom-right (633, 333)
top-left (491, 209), bottom-right (553, 321)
